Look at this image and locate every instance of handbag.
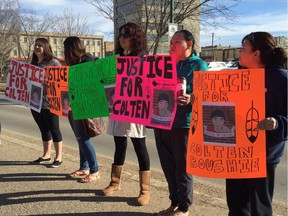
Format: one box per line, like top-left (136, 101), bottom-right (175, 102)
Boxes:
top-left (83, 118), bottom-right (105, 137)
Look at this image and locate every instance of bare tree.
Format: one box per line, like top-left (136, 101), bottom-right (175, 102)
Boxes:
top-left (0, 0), bottom-right (20, 80)
top-left (52, 8), bottom-right (90, 36)
top-left (15, 7), bottom-right (57, 62)
top-left (86, 0), bottom-right (241, 54)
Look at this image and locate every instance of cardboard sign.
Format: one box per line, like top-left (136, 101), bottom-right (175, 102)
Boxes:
top-left (44, 66), bottom-right (69, 117)
top-left (5, 60), bottom-right (44, 112)
top-left (187, 69), bottom-right (266, 178)
top-left (68, 55), bottom-right (117, 119)
top-left (110, 55), bottom-right (177, 129)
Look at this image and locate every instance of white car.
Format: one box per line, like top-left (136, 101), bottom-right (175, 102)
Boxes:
top-left (207, 62), bottom-right (228, 71)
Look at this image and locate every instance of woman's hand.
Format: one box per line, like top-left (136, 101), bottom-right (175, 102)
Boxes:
top-left (176, 93), bottom-right (191, 106)
top-left (256, 117), bottom-right (277, 131)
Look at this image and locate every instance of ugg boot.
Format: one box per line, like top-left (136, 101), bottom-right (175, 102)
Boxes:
top-left (102, 164), bottom-right (123, 196)
top-left (137, 170), bottom-right (150, 205)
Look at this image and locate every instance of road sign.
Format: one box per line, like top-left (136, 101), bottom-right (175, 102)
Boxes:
top-left (168, 23), bottom-right (178, 42)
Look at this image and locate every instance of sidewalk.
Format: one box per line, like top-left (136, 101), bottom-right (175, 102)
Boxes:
top-left (0, 130), bottom-right (286, 216)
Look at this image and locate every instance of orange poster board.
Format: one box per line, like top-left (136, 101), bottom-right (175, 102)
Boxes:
top-left (187, 69), bottom-right (266, 178)
top-left (44, 66), bottom-right (70, 118)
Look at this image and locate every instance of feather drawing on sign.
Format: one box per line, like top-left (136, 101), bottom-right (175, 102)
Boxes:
top-left (245, 100), bottom-right (259, 143)
top-left (191, 94), bottom-right (198, 134)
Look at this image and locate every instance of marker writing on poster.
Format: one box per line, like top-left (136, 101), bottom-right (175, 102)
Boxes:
top-left (5, 61), bottom-right (44, 103)
top-left (46, 67), bottom-right (68, 82)
top-left (113, 56), bottom-right (174, 119)
top-left (9, 61), bottom-right (44, 84)
top-left (117, 55), bottom-right (173, 78)
top-left (189, 142), bottom-right (259, 173)
top-left (193, 70), bottom-right (251, 102)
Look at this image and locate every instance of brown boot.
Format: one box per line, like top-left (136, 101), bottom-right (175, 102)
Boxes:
top-left (137, 170), bottom-right (150, 206)
top-left (102, 164), bottom-right (123, 196)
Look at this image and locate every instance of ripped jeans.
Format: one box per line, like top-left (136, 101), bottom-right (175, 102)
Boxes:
top-left (68, 112), bottom-right (99, 174)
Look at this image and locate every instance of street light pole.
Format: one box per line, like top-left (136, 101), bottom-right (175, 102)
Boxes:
top-left (211, 32), bottom-right (214, 61)
top-left (170, 0), bottom-right (174, 23)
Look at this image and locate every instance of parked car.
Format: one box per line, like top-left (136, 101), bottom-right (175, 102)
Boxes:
top-left (228, 61), bottom-right (239, 69)
top-left (226, 61), bottom-right (236, 67)
top-left (223, 61), bottom-right (247, 70)
top-left (207, 61), bottom-right (228, 71)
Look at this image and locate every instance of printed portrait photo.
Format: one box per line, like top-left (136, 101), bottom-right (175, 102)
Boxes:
top-left (151, 89), bottom-right (174, 127)
top-left (61, 91), bottom-right (69, 117)
top-left (104, 85), bottom-right (115, 114)
top-left (202, 103), bottom-right (236, 146)
top-left (30, 85), bottom-right (42, 110)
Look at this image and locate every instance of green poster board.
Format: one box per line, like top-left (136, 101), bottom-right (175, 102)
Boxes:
top-left (68, 55), bottom-right (118, 119)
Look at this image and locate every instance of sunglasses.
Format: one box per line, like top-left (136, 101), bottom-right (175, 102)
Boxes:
top-left (246, 32), bottom-right (255, 41)
top-left (243, 32), bottom-right (257, 51)
top-left (119, 28), bottom-right (132, 39)
top-left (119, 32), bottom-right (131, 39)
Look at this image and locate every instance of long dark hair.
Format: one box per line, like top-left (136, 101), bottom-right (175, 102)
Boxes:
top-left (63, 36), bottom-right (86, 66)
top-left (115, 22), bottom-right (148, 56)
top-left (242, 32), bottom-right (287, 67)
top-left (31, 38), bottom-right (54, 66)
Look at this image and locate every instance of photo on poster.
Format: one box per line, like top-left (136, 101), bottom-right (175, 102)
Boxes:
top-left (61, 91), bottom-right (69, 117)
top-left (30, 84), bottom-right (42, 110)
top-left (104, 85), bottom-right (115, 114)
top-left (202, 102), bottom-right (236, 146)
top-left (151, 89), bottom-right (174, 127)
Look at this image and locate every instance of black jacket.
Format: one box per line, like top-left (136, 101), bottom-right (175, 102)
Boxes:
top-left (265, 65), bottom-right (287, 164)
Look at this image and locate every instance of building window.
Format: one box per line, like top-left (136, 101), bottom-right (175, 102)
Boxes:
top-left (24, 37), bottom-right (27, 43)
top-left (87, 40), bottom-right (90, 45)
top-left (92, 41), bottom-right (95, 46)
top-left (13, 50), bottom-right (17, 56)
top-left (54, 38), bottom-right (57, 44)
top-left (97, 41), bottom-right (101, 46)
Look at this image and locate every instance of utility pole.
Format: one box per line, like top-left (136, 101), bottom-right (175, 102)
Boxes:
top-left (168, 0), bottom-right (177, 43)
top-left (170, 0), bottom-right (174, 23)
top-left (211, 32), bottom-right (214, 61)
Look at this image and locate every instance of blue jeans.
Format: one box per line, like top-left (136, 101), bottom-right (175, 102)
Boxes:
top-left (68, 112), bottom-right (99, 174)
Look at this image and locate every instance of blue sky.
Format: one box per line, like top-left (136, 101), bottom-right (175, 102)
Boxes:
top-left (20, 0), bottom-right (287, 47)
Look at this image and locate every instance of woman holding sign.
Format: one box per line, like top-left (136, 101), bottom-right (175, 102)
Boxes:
top-left (154, 30), bottom-right (208, 216)
top-left (225, 32), bottom-right (287, 216)
top-left (30, 38), bottom-right (63, 168)
top-left (102, 22), bottom-right (151, 206)
top-left (63, 36), bottom-right (100, 183)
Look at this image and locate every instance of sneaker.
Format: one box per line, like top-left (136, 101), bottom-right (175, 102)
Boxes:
top-left (32, 157), bottom-right (51, 164)
top-left (49, 160), bottom-right (62, 168)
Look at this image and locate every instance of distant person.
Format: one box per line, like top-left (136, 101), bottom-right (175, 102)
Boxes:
top-left (30, 38), bottom-right (63, 168)
top-left (154, 30), bottom-right (208, 216)
top-left (102, 22), bottom-right (151, 206)
top-left (225, 32), bottom-right (287, 216)
top-left (64, 36), bottom-right (100, 183)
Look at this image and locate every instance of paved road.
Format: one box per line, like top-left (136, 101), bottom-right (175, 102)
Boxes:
top-left (0, 92), bottom-right (287, 203)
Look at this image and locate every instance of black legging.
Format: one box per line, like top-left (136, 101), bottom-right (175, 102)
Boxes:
top-left (31, 109), bottom-right (62, 142)
top-left (113, 136), bottom-right (150, 171)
